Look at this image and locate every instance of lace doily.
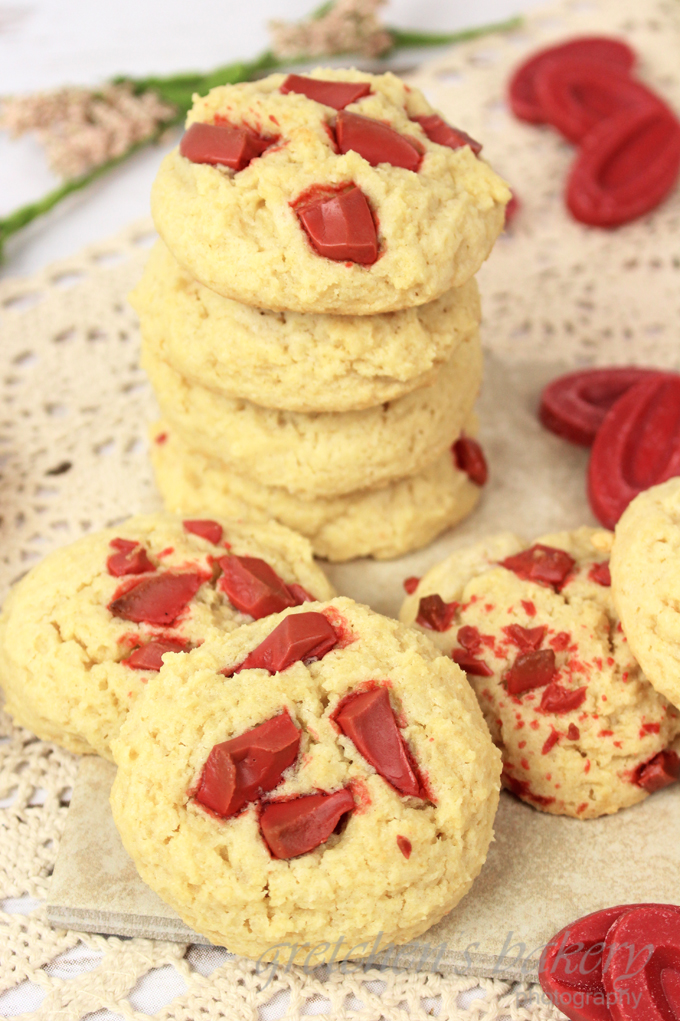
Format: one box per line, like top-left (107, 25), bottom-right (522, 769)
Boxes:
top-left (1, 0), bottom-right (679, 1015)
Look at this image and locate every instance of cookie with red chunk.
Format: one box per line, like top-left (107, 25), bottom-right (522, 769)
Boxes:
top-left (151, 68), bottom-right (509, 314)
top-left (0, 513), bottom-right (333, 759)
top-left (400, 528), bottom-right (680, 818)
top-left (110, 597), bottom-right (500, 960)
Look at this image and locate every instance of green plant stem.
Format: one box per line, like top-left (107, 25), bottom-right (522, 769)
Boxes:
top-left (0, 12), bottom-right (522, 260)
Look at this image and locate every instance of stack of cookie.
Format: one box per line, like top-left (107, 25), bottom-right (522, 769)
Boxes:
top-left (131, 69), bottom-right (511, 561)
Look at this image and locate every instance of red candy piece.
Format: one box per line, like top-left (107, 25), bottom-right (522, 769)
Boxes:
top-left (539, 904), bottom-right (649, 1021)
top-left (567, 105), bottom-right (680, 227)
top-left (236, 612), bottom-right (337, 674)
top-left (587, 374), bottom-right (680, 529)
top-left (403, 576), bottom-right (420, 595)
top-left (179, 122), bottom-right (273, 170)
top-left (505, 649), bottom-right (556, 695)
top-left (260, 787), bottom-right (355, 859)
top-left (396, 835), bottom-right (412, 859)
top-left (106, 541), bottom-right (155, 578)
top-left (109, 572), bottom-right (204, 625)
top-left (501, 544), bottom-right (576, 589)
top-left (539, 367), bottom-right (663, 447)
top-left (335, 111), bottom-right (422, 171)
top-left (452, 436), bottom-right (488, 486)
top-left (286, 583), bottom-right (315, 605)
top-left (457, 625), bottom-right (483, 651)
top-left (415, 593), bottom-right (459, 632)
top-left (589, 562), bottom-right (611, 587)
top-left (535, 59), bottom-right (663, 144)
top-left (504, 191), bottom-right (520, 226)
top-left (603, 904), bottom-right (680, 1021)
top-left (183, 519), bottom-right (223, 545)
top-left (411, 114), bottom-right (482, 155)
top-left (503, 624), bottom-right (546, 652)
top-left (634, 750), bottom-right (680, 793)
top-left (125, 638), bottom-right (187, 672)
top-left (195, 710), bottom-right (300, 818)
top-left (280, 75), bottom-right (371, 110)
top-left (540, 682), bottom-right (587, 714)
top-left (218, 555), bottom-right (296, 619)
top-left (335, 686), bottom-right (425, 799)
top-left (296, 185), bottom-right (378, 264)
top-left (508, 36), bottom-right (635, 124)
top-left (452, 648), bottom-right (494, 677)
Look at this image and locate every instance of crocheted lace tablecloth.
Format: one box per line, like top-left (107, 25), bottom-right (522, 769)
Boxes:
top-left (1, 0), bottom-right (679, 1016)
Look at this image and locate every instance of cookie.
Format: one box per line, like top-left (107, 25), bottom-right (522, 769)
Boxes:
top-left (110, 597), bottom-right (501, 960)
top-left (400, 528), bottom-right (680, 818)
top-left (0, 513), bottom-right (334, 759)
top-left (150, 69), bottom-right (510, 314)
top-left (150, 421), bottom-right (484, 561)
top-left (142, 328), bottom-right (482, 499)
top-left (130, 241), bottom-right (482, 413)
top-left (611, 477), bottom-right (680, 710)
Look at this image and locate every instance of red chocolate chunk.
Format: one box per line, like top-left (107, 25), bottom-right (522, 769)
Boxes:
top-left (415, 593), bottom-right (458, 632)
top-left (539, 366), bottom-right (663, 447)
top-left (335, 686), bottom-right (426, 799)
top-left (107, 539), bottom-right (155, 578)
top-left (634, 749), bottom-right (680, 793)
top-left (296, 185), bottom-right (378, 265)
top-left (508, 36), bottom-right (636, 125)
top-left (403, 576), bottom-right (420, 595)
top-left (501, 544), bottom-right (576, 590)
top-left (218, 555), bottom-right (296, 619)
top-left (396, 835), bottom-right (412, 859)
top-left (457, 625), bottom-right (483, 651)
top-left (602, 904), bottom-right (680, 1021)
top-left (588, 374), bottom-right (680, 530)
top-left (452, 648), bottom-right (494, 677)
top-left (235, 612), bottom-right (338, 674)
top-left (567, 723), bottom-right (580, 740)
top-left (286, 583), bottom-right (315, 605)
top-left (179, 122), bottom-right (273, 170)
top-left (125, 638), bottom-right (187, 672)
top-left (542, 728), bottom-right (560, 755)
top-left (588, 561), bottom-right (611, 587)
top-left (195, 709), bottom-right (300, 818)
top-left (411, 113), bottom-right (482, 155)
top-left (183, 519), bottom-right (223, 545)
top-left (540, 682), bottom-right (587, 715)
top-left (504, 191), bottom-right (520, 226)
top-left (539, 904), bottom-right (645, 1021)
top-left (335, 111), bottom-right (422, 171)
top-left (109, 572), bottom-right (204, 625)
top-left (503, 624), bottom-right (546, 652)
top-left (505, 649), bottom-right (556, 696)
top-left (567, 104), bottom-right (680, 228)
top-left (452, 436), bottom-right (488, 485)
top-left (260, 787), bottom-right (355, 859)
top-left (502, 767), bottom-right (556, 807)
top-left (280, 75), bottom-right (371, 110)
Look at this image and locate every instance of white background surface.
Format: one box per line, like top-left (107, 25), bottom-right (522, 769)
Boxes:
top-left (0, 0), bottom-right (546, 280)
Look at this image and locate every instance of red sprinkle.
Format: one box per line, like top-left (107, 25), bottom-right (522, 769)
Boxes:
top-left (396, 835), bottom-right (412, 859)
top-left (542, 728), bottom-right (560, 755)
